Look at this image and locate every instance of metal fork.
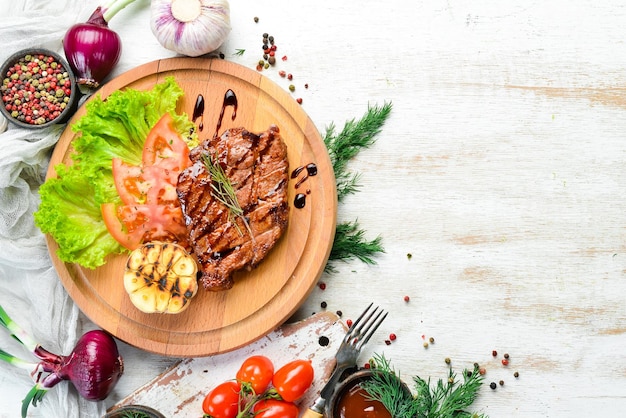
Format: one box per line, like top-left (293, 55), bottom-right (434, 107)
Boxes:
top-left (302, 303), bottom-right (388, 418)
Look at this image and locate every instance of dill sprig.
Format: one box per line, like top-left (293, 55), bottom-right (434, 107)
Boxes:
top-left (324, 103), bottom-right (391, 271)
top-left (201, 152), bottom-right (251, 237)
top-left (363, 354), bottom-right (488, 418)
top-left (325, 220), bottom-right (383, 273)
top-left (324, 102), bottom-right (392, 201)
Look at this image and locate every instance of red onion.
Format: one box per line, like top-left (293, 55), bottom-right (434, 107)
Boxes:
top-left (38, 330), bottom-right (124, 400)
top-left (63, 0), bottom-right (138, 88)
top-left (0, 305), bottom-right (123, 417)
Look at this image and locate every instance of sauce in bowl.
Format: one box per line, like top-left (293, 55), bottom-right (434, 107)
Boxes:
top-left (333, 381), bottom-right (392, 418)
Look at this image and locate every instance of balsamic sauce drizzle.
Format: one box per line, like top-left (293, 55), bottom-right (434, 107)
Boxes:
top-left (192, 94), bottom-right (205, 131)
top-left (291, 163), bottom-right (317, 209)
top-left (214, 89), bottom-right (238, 139)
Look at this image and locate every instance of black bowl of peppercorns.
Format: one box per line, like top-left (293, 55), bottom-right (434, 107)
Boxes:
top-left (0, 48), bottom-right (79, 129)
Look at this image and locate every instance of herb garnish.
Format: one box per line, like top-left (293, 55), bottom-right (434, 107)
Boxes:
top-left (324, 103), bottom-right (391, 272)
top-left (233, 48), bottom-right (246, 56)
top-left (362, 354), bottom-right (488, 418)
top-left (201, 152), bottom-right (251, 237)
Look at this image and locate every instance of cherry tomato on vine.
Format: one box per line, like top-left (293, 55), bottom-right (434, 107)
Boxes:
top-left (236, 355), bottom-right (275, 394)
top-left (252, 399), bottom-right (299, 418)
top-left (271, 359), bottom-right (314, 402)
top-left (202, 380), bottom-right (241, 418)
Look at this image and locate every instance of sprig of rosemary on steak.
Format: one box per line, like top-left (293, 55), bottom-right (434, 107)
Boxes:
top-left (201, 152), bottom-right (252, 237)
top-left (362, 354), bottom-right (488, 418)
top-left (324, 103), bottom-right (391, 272)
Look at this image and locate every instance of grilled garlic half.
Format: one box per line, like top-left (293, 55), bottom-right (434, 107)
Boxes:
top-left (124, 241), bottom-right (199, 314)
top-left (150, 0), bottom-right (231, 57)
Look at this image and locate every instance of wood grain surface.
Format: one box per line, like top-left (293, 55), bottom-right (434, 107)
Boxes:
top-left (46, 58), bottom-right (337, 357)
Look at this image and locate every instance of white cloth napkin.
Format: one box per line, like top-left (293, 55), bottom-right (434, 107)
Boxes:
top-left (0, 1), bottom-right (108, 416)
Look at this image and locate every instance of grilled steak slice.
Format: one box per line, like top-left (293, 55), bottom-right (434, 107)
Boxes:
top-left (177, 125), bottom-right (289, 291)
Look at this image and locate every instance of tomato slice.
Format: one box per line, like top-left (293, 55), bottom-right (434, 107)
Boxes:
top-left (105, 113), bottom-right (192, 250)
top-left (101, 203), bottom-right (145, 250)
top-left (112, 158), bottom-right (146, 205)
top-left (102, 203), bottom-right (189, 251)
top-left (142, 113), bottom-right (191, 171)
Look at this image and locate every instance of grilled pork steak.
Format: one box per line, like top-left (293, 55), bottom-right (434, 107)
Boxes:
top-left (177, 125), bottom-right (289, 291)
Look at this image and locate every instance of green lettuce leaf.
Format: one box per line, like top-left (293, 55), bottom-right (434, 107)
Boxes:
top-left (34, 77), bottom-right (197, 269)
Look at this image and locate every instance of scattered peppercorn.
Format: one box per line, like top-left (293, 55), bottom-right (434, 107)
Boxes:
top-left (514, 371), bottom-right (519, 378)
top-left (403, 295), bottom-right (410, 302)
top-left (336, 310), bottom-right (342, 317)
top-left (504, 353), bottom-right (510, 359)
top-left (278, 70), bottom-right (286, 77)
top-left (364, 362), bottom-right (371, 369)
top-left (288, 84), bottom-right (295, 92)
top-left (499, 380), bottom-right (504, 386)
top-left (444, 357), bottom-right (451, 364)
top-left (407, 253), bottom-right (413, 260)
top-left (448, 377), bottom-right (454, 384)
top-left (429, 337), bottom-right (435, 344)
top-left (282, 55), bottom-right (288, 61)
top-left (287, 73), bottom-right (293, 80)
top-left (304, 83), bottom-right (309, 89)
top-left (268, 56), bottom-right (276, 65)
top-left (254, 16), bottom-right (259, 23)
top-left (318, 336), bottom-right (329, 346)
top-left (489, 382), bottom-right (497, 390)
top-left (296, 98), bottom-right (303, 104)
top-left (219, 52), bottom-right (225, 59)
top-left (423, 342), bottom-right (429, 348)
top-left (492, 350), bottom-right (498, 357)
top-left (466, 370), bottom-right (473, 377)
top-left (389, 333), bottom-right (397, 341)
top-left (346, 319), bottom-right (353, 327)
top-left (479, 367), bottom-right (486, 375)
top-left (473, 362), bottom-right (479, 369)
top-left (502, 359), bottom-right (509, 366)
top-left (318, 282), bottom-right (326, 290)
top-left (320, 301), bottom-right (327, 309)
top-left (385, 340), bottom-right (391, 345)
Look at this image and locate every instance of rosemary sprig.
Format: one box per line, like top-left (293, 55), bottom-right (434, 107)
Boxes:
top-left (363, 354), bottom-right (488, 418)
top-left (233, 48), bottom-right (246, 56)
top-left (201, 152), bottom-right (251, 237)
top-left (324, 103), bottom-right (391, 271)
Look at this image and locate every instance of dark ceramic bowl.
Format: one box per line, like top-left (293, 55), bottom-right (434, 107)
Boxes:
top-left (103, 404), bottom-right (166, 418)
top-left (326, 369), bottom-right (412, 418)
top-left (0, 48), bottom-right (79, 129)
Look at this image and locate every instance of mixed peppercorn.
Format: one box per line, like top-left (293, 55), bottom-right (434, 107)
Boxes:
top-left (1, 53), bottom-right (72, 126)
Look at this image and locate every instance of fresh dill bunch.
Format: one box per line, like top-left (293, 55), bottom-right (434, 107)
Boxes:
top-left (325, 220), bottom-right (384, 273)
top-left (361, 354), bottom-right (417, 418)
top-left (323, 103), bottom-right (391, 272)
top-left (364, 355), bottom-right (488, 418)
top-left (323, 102), bottom-right (392, 202)
top-left (412, 364), bottom-right (487, 418)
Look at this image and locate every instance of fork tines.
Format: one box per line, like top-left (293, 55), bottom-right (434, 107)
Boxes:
top-left (345, 303), bottom-right (387, 350)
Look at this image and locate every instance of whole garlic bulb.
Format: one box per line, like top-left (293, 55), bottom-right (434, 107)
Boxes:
top-left (150, 0), bottom-right (231, 57)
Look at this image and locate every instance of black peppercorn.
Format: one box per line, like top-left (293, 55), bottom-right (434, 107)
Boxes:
top-left (490, 382), bottom-right (497, 390)
top-left (320, 301), bottom-right (327, 309)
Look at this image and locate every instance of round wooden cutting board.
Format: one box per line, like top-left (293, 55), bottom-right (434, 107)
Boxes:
top-left (46, 58), bottom-right (337, 357)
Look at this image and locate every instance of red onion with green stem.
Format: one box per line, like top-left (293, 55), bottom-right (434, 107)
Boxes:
top-left (0, 305), bottom-right (123, 417)
top-left (63, 0), bottom-right (138, 89)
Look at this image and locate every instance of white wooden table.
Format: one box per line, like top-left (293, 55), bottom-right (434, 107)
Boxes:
top-left (2, 1), bottom-right (626, 416)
